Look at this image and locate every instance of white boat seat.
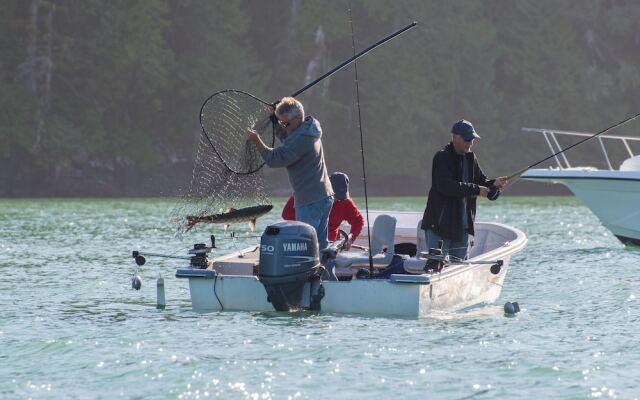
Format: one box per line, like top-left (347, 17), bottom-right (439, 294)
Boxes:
top-left (402, 257), bottom-right (427, 274)
top-left (398, 220), bottom-right (433, 274)
top-left (335, 251), bottom-right (394, 269)
top-left (334, 214), bottom-right (397, 275)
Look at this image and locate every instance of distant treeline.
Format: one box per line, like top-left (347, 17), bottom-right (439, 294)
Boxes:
top-left (1, 0), bottom-right (639, 196)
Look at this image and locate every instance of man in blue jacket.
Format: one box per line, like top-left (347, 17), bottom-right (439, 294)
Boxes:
top-left (421, 119), bottom-right (507, 260)
top-left (246, 97), bottom-right (334, 250)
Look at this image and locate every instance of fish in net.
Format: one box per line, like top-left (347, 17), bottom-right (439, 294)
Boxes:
top-left (173, 90), bottom-right (277, 233)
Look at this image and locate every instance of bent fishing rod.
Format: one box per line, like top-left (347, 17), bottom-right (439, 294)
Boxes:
top-left (488, 112), bottom-right (640, 200)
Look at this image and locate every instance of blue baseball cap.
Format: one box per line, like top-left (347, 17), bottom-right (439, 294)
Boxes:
top-left (451, 119), bottom-right (481, 140)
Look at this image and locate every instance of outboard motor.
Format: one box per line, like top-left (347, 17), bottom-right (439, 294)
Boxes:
top-left (258, 221), bottom-right (323, 311)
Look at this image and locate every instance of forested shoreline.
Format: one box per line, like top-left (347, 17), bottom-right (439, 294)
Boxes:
top-left (1, 1), bottom-right (639, 197)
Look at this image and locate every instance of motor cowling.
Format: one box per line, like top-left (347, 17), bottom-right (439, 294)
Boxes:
top-left (258, 221), bottom-right (321, 311)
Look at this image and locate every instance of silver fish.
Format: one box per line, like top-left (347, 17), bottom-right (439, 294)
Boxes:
top-left (185, 204), bottom-right (273, 232)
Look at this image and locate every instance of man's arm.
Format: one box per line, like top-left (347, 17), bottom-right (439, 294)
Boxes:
top-left (473, 158), bottom-right (508, 190)
top-left (246, 129), bottom-right (268, 152)
top-left (344, 199), bottom-right (365, 241)
top-left (246, 129), bottom-right (303, 168)
top-left (260, 139), bottom-right (303, 168)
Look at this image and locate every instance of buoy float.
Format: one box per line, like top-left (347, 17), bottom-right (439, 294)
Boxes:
top-left (131, 274), bottom-right (142, 290)
top-left (156, 276), bottom-right (166, 309)
top-left (504, 301), bottom-right (520, 316)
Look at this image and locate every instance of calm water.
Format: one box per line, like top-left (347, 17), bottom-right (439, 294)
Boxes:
top-left (1, 197), bottom-right (639, 399)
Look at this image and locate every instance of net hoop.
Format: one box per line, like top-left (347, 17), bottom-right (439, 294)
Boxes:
top-left (199, 89), bottom-right (276, 175)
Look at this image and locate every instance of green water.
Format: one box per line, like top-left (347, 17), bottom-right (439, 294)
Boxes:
top-left (1, 197), bottom-right (639, 399)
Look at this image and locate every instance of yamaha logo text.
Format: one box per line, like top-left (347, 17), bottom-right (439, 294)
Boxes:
top-left (283, 242), bottom-right (308, 252)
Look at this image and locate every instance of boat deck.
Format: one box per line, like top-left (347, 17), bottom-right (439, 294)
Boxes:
top-left (211, 245), bottom-right (260, 275)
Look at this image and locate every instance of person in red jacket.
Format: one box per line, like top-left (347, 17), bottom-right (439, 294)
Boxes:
top-left (282, 172), bottom-right (364, 250)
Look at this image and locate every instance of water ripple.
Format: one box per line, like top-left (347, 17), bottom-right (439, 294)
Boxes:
top-left (1, 198), bottom-right (639, 399)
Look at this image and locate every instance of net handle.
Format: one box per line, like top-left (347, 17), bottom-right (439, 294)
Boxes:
top-left (200, 22), bottom-right (418, 174)
top-left (288, 21), bottom-right (417, 99)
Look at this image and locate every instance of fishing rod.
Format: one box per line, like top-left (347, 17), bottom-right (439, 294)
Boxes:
top-left (131, 233), bottom-right (262, 265)
top-left (199, 21), bottom-right (417, 176)
top-left (487, 112), bottom-right (640, 200)
top-left (347, 3), bottom-right (375, 276)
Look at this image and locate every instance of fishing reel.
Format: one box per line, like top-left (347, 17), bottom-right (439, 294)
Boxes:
top-left (129, 236), bottom-right (217, 290)
top-left (188, 243), bottom-right (213, 269)
top-left (487, 186), bottom-right (501, 201)
top-left (423, 241), bottom-right (449, 273)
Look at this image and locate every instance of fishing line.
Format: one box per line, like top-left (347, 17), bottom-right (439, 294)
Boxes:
top-left (347, 3), bottom-right (374, 275)
top-left (489, 112), bottom-right (640, 199)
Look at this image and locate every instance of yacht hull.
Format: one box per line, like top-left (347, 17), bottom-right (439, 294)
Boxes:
top-left (522, 169), bottom-right (640, 245)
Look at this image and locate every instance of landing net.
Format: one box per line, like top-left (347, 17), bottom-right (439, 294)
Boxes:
top-left (172, 90), bottom-right (276, 233)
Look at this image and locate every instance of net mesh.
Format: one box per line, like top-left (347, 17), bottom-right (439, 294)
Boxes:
top-left (201, 90), bottom-right (275, 174)
top-left (172, 90), bottom-right (276, 233)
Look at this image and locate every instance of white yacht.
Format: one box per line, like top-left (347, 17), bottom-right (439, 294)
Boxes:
top-left (521, 128), bottom-right (640, 246)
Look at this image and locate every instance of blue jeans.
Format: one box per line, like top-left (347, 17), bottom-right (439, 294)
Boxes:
top-left (296, 196), bottom-right (334, 250)
top-left (424, 229), bottom-right (470, 261)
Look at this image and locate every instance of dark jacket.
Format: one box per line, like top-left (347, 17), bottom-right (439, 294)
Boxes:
top-left (421, 142), bottom-right (494, 241)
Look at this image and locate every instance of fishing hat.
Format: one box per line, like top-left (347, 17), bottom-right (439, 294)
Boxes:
top-left (451, 119), bottom-right (481, 140)
top-left (330, 172), bottom-right (350, 200)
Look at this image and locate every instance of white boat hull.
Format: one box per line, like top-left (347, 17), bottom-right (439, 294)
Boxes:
top-left (522, 169), bottom-right (640, 245)
top-left (180, 256), bottom-right (512, 318)
top-left (176, 217), bottom-right (527, 318)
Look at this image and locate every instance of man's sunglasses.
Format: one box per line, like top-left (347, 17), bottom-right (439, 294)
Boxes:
top-left (455, 134), bottom-right (474, 143)
top-left (278, 115), bottom-right (300, 128)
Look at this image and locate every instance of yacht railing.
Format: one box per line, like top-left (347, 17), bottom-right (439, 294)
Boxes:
top-left (522, 128), bottom-right (640, 170)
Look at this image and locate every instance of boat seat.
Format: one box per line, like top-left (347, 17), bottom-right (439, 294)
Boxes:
top-left (402, 257), bottom-right (427, 274)
top-left (334, 214), bottom-right (396, 276)
top-left (401, 220), bottom-right (429, 274)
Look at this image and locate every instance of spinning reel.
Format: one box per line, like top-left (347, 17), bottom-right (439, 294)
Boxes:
top-left (129, 236), bottom-right (217, 290)
top-left (422, 241), bottom-right (449, 273)
top-left (487, 186), bottom-right (501, 201)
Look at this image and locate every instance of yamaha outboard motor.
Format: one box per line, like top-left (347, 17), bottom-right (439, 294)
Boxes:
top-left (259, 221), bottom-right (322, 311)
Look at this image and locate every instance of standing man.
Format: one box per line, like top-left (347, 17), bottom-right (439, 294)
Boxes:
top-left (246, 97), bottom-right (334, 250)
top-left (421, 119), bottom-right (507, 260)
